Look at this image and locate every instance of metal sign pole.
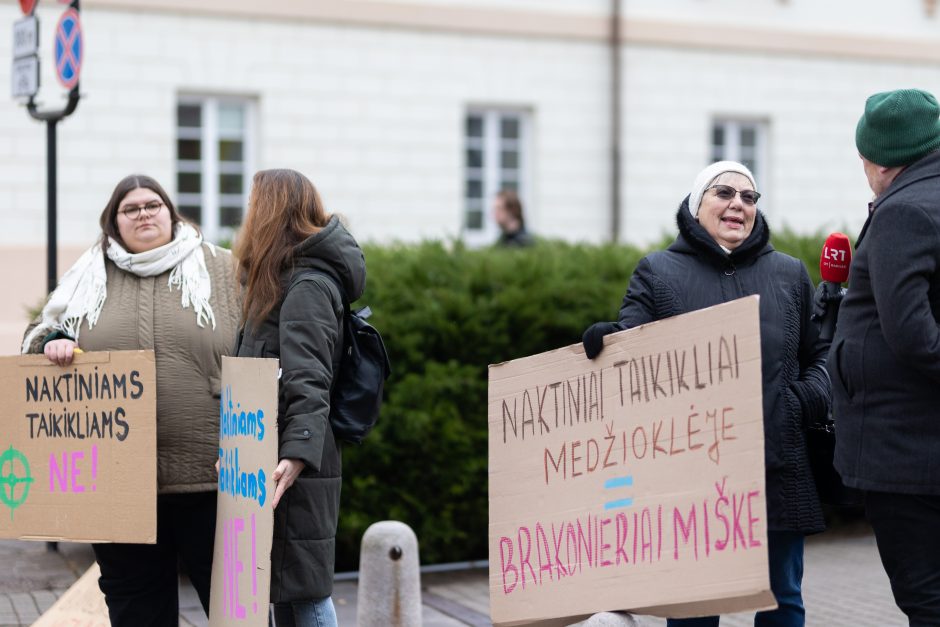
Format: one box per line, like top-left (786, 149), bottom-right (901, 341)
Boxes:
top-left (46, 119), bottom-right (57, 293)
top-left (27, 88), bottom-right (79, 293)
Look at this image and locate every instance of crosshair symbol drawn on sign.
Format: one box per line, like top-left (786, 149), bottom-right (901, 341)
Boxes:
top-left (0, 446), bottom-right (34, 521)
top-left (54, 8), bottom-right (83, 90)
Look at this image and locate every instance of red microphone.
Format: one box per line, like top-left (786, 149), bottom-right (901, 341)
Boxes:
top-left (818, 233), bottom-right (852, 341)
top-left (820, 233), bottom-right (852, 284)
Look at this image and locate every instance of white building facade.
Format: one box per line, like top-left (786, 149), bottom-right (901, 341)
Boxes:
top-left (2, 0), bottom-right (940, 351)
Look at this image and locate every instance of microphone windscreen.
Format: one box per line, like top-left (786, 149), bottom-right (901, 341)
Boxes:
top-left (820, 232), bottom-right (852, 283)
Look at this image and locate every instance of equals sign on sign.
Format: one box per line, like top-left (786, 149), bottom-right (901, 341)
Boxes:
top-left (603, 475), bottom-right (634, 510)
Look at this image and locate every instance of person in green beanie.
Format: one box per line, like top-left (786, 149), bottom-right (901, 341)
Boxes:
top-left (828, 88), bottom-right (940, 626)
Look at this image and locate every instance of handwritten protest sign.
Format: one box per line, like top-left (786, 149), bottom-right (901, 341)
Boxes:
top-left (33, 563), bottom-right (109, 627)
top-left (210, 356), bottom-right (279, 627)
top-left (488, 297), bottom-right (775, 626)
top-left (0, 351), bottom-right (156, 543)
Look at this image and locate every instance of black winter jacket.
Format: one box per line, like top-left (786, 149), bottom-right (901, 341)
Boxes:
top-left (497, 227), bottom-right (534, 248)
top-left (613, 200), bottom-right (830, 533)
top-left (236, 216), bottom-right (366, 602)
top-left (830, 150), bottom-right (940, 496)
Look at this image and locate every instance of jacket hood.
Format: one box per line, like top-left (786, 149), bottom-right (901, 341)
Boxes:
top-left (291, 215), bottom-right (367, 302)
top-left (672, 195), bottom-right (772, 268)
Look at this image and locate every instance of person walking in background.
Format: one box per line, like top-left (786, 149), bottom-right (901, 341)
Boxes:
top-left (22, 174), bottom-right (242, 626)
top-left (234, 169), bottom-right (366, 627)
top-left (492, 189), bottom-right (534, 247)
top-left (829, 88), bottom-right (940, 626)
top-left (582, 161), bottom-right (830, 626)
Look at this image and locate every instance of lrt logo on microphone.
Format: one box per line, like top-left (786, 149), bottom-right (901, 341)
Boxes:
top-left (823, 247), bottom-right (849, 263)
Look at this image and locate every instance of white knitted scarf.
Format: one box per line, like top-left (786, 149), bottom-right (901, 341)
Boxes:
top-left (22, 223), bottom-right (217, 353)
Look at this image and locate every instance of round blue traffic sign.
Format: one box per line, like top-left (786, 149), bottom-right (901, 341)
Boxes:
top-left (54, 9), bottom-right (82, 90)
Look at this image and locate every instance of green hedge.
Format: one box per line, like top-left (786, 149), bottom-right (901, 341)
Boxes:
top-left (336, 229), bottom-right (832, 570)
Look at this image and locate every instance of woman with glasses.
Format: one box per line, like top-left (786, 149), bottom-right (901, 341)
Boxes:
top-left (23, 174), bottom-right (241, 627)
top-left (582, 161), bottom-right (830, 627)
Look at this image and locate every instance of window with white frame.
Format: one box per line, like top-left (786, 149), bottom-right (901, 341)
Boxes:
top-left (710, 119), bottom-right (768, 192)
top-left (176, 97), bottom-right (255, 243)
top-left (464, 109), bottom-right (530, 245)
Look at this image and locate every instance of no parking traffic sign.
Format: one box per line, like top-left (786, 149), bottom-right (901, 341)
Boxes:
top-left (54, 8), bottom-right (81, 89)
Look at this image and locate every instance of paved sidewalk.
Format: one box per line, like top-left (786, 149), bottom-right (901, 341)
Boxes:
top-left (0, 520), bottom-right (909, 626)
top-left (0, 541), bottom-right (92, 626)
top-left (0, 541), bottom-right (474, 626)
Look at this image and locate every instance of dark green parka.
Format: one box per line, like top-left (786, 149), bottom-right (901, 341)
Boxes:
top-left (236, 216), bottom-right (366, 602)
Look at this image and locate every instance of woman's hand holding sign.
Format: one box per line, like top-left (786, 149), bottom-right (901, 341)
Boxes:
top-left (44, 339), bottom-right (79, 367)
top-left (272, 458), bottom-right (305, 508)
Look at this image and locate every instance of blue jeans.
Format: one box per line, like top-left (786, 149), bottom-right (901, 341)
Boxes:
top-left (666, 530), bottom-right (805, 627)
top-left (271, 597), bottom-right (337, 627)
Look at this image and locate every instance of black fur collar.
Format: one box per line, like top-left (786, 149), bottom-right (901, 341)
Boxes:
top-left (673, 195), bottom-right (771, 268)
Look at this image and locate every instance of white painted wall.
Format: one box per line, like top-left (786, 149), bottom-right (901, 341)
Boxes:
top-left (1, 3), bottom-right (610, 246)
top-left (2, 0), bottom-right (940, 254)
top-left (619, 46), bottom-right (940, 242)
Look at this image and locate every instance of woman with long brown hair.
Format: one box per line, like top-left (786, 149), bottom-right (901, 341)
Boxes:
top-left (234, 168), bottom-right (365, 627)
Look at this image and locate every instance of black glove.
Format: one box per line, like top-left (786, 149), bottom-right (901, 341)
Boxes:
top-left (790, 379), bottom-right (829, 429)
top-left (582, 322), bottom-right (621, 359)
top-left (811, 282), bottom-right (846, 322)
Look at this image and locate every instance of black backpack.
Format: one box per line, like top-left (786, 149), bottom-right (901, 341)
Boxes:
top-left (291, 270), bottom-right (391, 444)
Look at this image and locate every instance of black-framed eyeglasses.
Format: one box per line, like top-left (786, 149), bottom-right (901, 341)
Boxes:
top-left (119, 200), bottom-right (165, 220)
top-left (707, 184), bottom-right (761, 206)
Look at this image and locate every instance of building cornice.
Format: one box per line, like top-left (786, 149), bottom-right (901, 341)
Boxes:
top-left (625, 18), bottom-right (940, 65)
top-left (80, 0), bottom-right (940, 64)
top-left (82, 0), bottom-right (608, 40)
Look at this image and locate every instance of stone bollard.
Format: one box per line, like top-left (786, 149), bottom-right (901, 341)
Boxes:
top-left (356, 520), bottom-right (422, 627)
top-left (577, 611), bottom-right (639, 626)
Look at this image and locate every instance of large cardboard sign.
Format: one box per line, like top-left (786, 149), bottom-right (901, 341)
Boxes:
top-left (0, 351), bottom-right (157, 543)
top-left (210, 356), bottom-right (279, 627)
top-left (488, 297), bottom-right (775, 626)
top-left (33, 563), bottom-right (109, 627)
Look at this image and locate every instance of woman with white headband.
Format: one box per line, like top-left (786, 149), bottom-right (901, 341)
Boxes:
top-left (583, 161), bottom-right (830, 627)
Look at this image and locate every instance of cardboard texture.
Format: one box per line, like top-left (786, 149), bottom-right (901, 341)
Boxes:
top-left (209, 356), bottom-right (279, 627)
top-left (0, 351), bottom-right (157, 543)
top-left (32, 562), bottom-right (109, 627)
top-left (488, 296), bottom-right (776, 626)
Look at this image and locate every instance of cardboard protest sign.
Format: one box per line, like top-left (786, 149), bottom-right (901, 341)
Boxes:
top-left (0, 351), bottom-right (156, 543)
top-left (210, 356), bottom-right (279, 627)
top-left (33, 562), bottom-right (109, 627)
top-left (488, 296), bottom-right (775, 626)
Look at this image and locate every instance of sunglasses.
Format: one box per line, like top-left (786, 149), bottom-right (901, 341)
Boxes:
top-left (707, 184), bottom-right (761, 206)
